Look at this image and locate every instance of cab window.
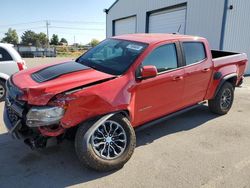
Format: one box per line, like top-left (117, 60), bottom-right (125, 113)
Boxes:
top-left (183, 42), bottom-right (206, 65)
top-left (142, 43), bottom-right (178, 73)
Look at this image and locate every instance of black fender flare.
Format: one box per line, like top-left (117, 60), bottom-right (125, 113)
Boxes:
top-left (213, 73), bottom-right (237, 98)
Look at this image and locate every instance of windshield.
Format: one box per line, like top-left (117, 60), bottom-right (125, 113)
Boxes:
top-left (77, 39), bottom-right (148, 75)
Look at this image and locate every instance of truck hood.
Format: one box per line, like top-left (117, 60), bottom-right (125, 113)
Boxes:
top-left (12, 61), bottom-right (116, 105)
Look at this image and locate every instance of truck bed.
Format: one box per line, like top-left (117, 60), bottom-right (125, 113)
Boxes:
top-left (211, 50), bottom-right (247, 69)
top-left (211, 50), bottom-right (239, 59)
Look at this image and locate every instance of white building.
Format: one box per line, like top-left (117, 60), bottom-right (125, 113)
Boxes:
top-left (105, 0), bottom-right (250, 74)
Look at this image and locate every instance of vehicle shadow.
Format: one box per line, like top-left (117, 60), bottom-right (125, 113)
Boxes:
top-left (136, 105), bottom-right (219, 147)
top-left (0, 105), bottom-right (219, 187)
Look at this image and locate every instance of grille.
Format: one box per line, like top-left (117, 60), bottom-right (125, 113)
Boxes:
top-left (6, 106), bottom-right (20, 125)
top-left (5, 78), bottom-right (26, 129)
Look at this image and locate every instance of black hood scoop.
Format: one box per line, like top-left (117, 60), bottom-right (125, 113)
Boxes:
top-left (31, 61), bottom-right (90, 83)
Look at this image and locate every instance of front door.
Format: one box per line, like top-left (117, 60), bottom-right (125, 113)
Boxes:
top-left (133, 42), bottom-right (185, 126)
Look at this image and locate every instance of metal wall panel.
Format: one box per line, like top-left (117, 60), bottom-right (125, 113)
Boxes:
top-left (223, 0), bottom-right (250, 74)
top-left (148, 7), bottom-right (187, 34)
top-left (106, 0), bottom-right (225, 49)
top-left (114, 16), bottom-right (136, 35)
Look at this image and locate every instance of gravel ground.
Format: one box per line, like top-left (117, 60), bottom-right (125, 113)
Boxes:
top-left (0, 58), bottom-right (250, 188)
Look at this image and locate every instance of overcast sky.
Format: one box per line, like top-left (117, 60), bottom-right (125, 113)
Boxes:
top-left (0, 0), bottom-right (115, 44)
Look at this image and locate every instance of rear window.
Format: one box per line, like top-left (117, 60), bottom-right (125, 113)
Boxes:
top-left (0, 47), bottom-right (13, 61)
top-left (183, 42), bottom-right (206, 65)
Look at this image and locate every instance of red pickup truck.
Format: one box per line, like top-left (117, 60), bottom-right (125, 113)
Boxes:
top-left (3, 34), bottom-right (248, 171)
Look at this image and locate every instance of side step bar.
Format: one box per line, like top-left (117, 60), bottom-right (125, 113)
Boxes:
top-left (135, 102), bottom-right (206, 132)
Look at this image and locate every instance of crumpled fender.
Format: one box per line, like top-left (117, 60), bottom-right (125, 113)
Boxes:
top-left (59, 75), bottom-right (133, 128)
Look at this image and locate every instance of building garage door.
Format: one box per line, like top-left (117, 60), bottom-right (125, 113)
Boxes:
top-left (114, 16), bottom-right (136, 36)
top-left (148, 6), bottom-right (187, 34)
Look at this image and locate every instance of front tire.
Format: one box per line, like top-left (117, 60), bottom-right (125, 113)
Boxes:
top-left (75, 114), bottom-right (136, 171)
top-left (208, 82), bottom-right (234, 115)
top-left (0, 80), bottom-right (6, 102)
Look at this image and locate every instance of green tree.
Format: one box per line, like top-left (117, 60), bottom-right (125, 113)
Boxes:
top-left (60, 38), bottom-right (68, 44)
top-left (50, 34), bottom-right (59, 45)
top-left (89, 39), bottom-right (100, 47)
top-left (21, 31), bottom-right (48, 47)
top-left (37, 32), bottom-right (48, 47)
top-left (21, 30), bottom-right (38, 46)
top-left (1, 28), bottom-right (19, 45)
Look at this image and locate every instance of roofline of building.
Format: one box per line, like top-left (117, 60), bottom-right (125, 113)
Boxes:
top-left (104, 0), bottom-right (119, 14)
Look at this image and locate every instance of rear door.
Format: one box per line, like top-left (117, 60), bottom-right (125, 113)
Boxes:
top-left (133, 41), bottom-right (185, 126)
top-left (181, 42), bottom-right (213, 106)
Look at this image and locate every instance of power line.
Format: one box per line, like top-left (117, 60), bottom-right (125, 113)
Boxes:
top-left (0, 25), bottom-right (104, 34)
top-left (0, 20), bottom-right (105, 28)
top-left (47, 31), bottom-right (105, 35)
top-left (0, 26), bottom-right (46, 33)
top-left (50, 20), bottom-right (105, 25)
top-left (50, 26), bottom-right (104, 31)
top-left (0, 20), bottom-right (44, 27)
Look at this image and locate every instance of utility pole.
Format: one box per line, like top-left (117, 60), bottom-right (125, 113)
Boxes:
top-left (46, 20), bottom-right (50, 48)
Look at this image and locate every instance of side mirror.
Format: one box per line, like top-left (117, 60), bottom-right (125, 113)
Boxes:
top-left (140, 65), bottom-right (158, 79)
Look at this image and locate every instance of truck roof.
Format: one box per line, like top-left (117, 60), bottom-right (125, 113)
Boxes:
top-left (112, 33), bottom-right (205, 44)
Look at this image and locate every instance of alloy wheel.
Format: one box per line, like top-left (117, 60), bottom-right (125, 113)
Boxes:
top-left (91, 120), bottom-right (127, 160)
top-left (220, 88), bottom-right (232, 110)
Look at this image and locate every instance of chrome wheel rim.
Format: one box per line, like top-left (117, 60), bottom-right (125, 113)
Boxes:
top-left (220, 88), bottom-right (232, 110)
top-left (0, 85), bottom-right (5, 99)
top-left (91, 120), bottom-right (127, 160)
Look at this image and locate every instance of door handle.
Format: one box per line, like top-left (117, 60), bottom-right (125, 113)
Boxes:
top-left (202, 68), bottom-right (210, 72)
top-left (172, 75), bottom-right (183, 81)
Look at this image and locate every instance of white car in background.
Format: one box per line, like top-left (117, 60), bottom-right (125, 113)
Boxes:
top-left (0, 43), bottom-right (27, 101)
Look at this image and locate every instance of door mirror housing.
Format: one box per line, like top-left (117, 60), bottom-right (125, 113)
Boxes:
top-left (140, 65), bottom-right (158, 79)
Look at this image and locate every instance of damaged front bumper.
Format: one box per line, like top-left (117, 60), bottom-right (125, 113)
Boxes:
top-left (3, 78), bottom-right (67, 149)
top-left (3, 90), bottom-right (51, 149)
top-left (4, 101), bottom-right (44, 143)
top-left (4, 104), bottom-right (50, 149)
top-left (4, 94), bottom-right (30, 140)
top-left (3, 105), bottom-right (22, 139)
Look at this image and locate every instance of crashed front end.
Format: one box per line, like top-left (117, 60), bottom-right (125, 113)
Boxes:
top-left (3, 78), bottom-right (66, 149)
top-left (3, 59), bottom-right (128, 150)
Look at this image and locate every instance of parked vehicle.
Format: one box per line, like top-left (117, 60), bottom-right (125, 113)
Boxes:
top-left (15, 46), bottom-right (57, 58)
top-left (0, 43), bottom-right (26, 101)
top-left (3, 34), bottom-right (248, 171)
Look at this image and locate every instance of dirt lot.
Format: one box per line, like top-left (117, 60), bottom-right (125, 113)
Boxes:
top-left (0, 58), bottom-right (250, 188)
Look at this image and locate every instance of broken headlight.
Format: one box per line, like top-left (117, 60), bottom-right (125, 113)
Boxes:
top-left (26, 106), bottom-right (65, 127)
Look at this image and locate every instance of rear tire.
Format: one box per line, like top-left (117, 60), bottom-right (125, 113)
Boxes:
top-left (208, 82), bottom-right (234, 115)
top-left (0, 80), bottom-right (6, 102)
top-left (75, 114), bottom-right (136, 172)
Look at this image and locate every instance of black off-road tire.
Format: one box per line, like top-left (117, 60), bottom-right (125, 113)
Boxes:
top-left (208, 82), bottom-right (234, 115)
top-left (0, 80), bottom-right (6, 102)
top-left (75, 114), bottom-right (136, 172)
